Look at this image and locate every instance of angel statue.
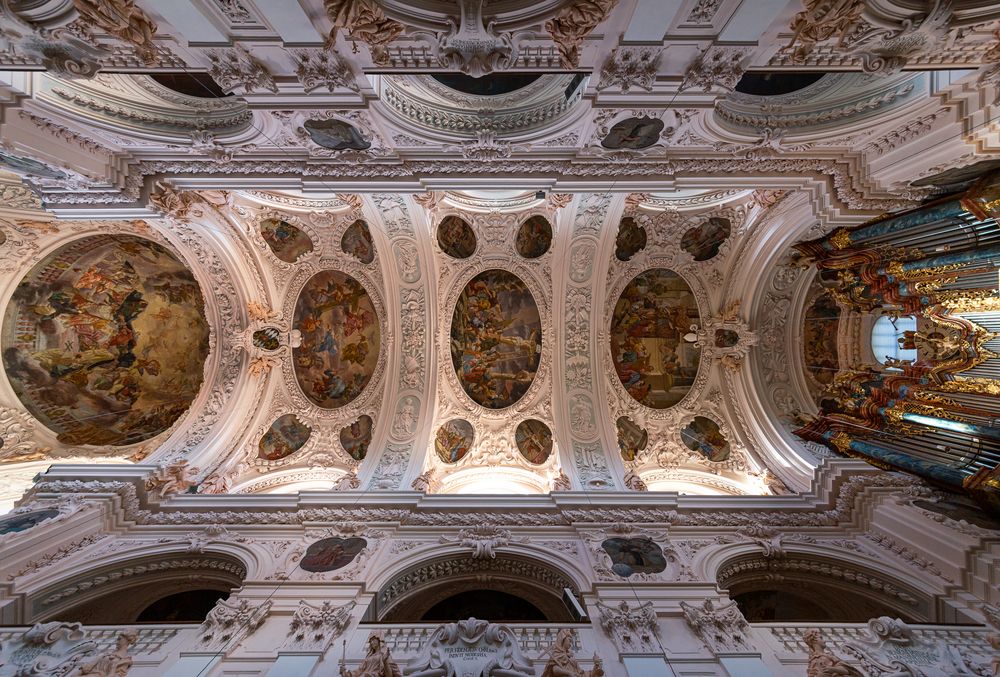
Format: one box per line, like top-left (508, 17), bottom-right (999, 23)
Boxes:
top-left (340, 631), bottom-right (401, 677)
top-left (540, 628), bottom-right (604, 677)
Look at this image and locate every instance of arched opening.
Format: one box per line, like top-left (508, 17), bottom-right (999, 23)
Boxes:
top-left (135, 589), bottom-right (231, 623)
top-left (28, 553), bottom-right (246, 625)
top-left (372, 554), bottom-right (579, 623)
top-left (420, 590), bottom-right (546, 622)
top-left (717, 552), bottom-right (932, 623)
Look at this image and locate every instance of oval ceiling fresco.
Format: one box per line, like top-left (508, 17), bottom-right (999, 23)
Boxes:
top-left (450, 270), bottom-right (541, 409)
top-left (292, 270), bottom-right (380, 409)
top-left (341, 219), bottom-right (375, 264)
top-left (437, 215), bottom-right (476, 259)
top-left (515, 215), bottom-right (552, 258)
top-left (340, 414), bottom-right (373, 461)
top-left (610, 269), bottom-right (700, 409)
top-left (1, 235), bottom-right (210, 446)
top-left (616, 416), bottom-right (648, 462)
top-left (258, 413), bottom-right (311, 461)
top-left (514, 419), bottom-right (552, 465)
top-left (435, 418), bottom-right (474, 464)
top-left (260, 217), bottom-right (313, 263)
top-left (615, 217), bottom-right (647, 261)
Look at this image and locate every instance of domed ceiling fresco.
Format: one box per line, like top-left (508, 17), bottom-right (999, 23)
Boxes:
top-left (611, 269), bottom-right (700, 409)
top-left (1, 235), bottom-right (209, 446)
top-left (450, 270), bottom-right (541, 409)
top-left (292, 270), bottom-right (380, 409)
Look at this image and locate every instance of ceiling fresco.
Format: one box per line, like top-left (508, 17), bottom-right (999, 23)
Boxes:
top-left (1, 235), bottom-right (209, 446)
top-left (258, 413), bottom-right (312, 461)
top-left (514, 216), bottom-right (553, 259)
top-left (514, 419), bottom-right (553, 465)
top-left (292, 270), bottom-right (380, 409)
top-left (610, 269), bottom-right (701, 410)
top-left (260, 218), bottom-right (314, 263)
top-left (437, 216), bottom-right (477, 259)
top-left (450, 270), bottom-right (542, 410)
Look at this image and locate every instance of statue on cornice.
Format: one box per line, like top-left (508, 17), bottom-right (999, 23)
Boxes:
top-left (65, 630), bottom-right (138, 677)
top-left (540, 629), bottom-right (604, 677)
top-left (341, 631), bottom-right (402, 677)
top-left (803, 629), bottom-right (862, 677)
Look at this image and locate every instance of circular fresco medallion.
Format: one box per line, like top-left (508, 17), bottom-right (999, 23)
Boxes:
top-left (1, 235), bottom-right (210, 446)
top-left (303, 119), bottom-right (370, 151)
top-left (681, 416), bottom-right (730, 462)
top-left (258, 413), bottom-right (312, 461)
top-left (514, 419), bottom-right (552, 464)
top-left (341, 219), bottom-right (375, 264)
top-left (615, 217), bottom-right (647, 261)
top-left (437, 215), bottom-right (476, 259)
top-left (610, 269), bottom-right (700, 409)
top-left (601, 537), bottom-right (666, 577)
top-left (260, 218), bottom-right (313, 263)
top-left (292, 271), bottom-right (380, 409)
top-left (340, 414), bottom-right (373, 461)
top-left (252, 327), bottom-right (281, 351)
top-left (435, 418), bottom-right (474, 464)
top-left (601, 116), bottom-right (664, 150)
top-left (681, 216), bottom-right (731, 261)
top-left (615, 416), bottom-right (648, 462)
top-left (451, 270), bottom-right (541, 409)
top-left (515, 215), bottom-right (552, 258)
top-left (299, 536), bottom-right (366, 572)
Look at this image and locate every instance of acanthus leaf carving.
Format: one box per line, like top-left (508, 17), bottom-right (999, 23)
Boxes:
top-left (199, 597), bottom-right (272, 649)
top-left (286, 599), bottom-right (356, 650)
top-left (680, 598), bottom-right (754, 653)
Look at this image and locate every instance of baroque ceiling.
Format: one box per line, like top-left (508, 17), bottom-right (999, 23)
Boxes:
top-left (0, 0), bottom-right (999, 502)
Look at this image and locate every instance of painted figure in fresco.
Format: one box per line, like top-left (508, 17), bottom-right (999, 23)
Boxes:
top-left (2, 237), bottom-right (210, 446)
top-left (300, 537), bottom-right (366, 573)
top-left (435, 419), bottom-right (474, 464)
top-left (304, 119), bottom-right (371, 151)
top-left (437, 215), bottom-right (476, 259)
top-left (541, 629), bottom-right (604, 677)
top-left (260, 218), bottom-right (314, 263)
top-left (681, 217), bottom-right (731, 261)
top-left (340, 632), bottom-right (401, 677)
top-left (341, 219), bottom-right (376, 264)
top-left (515, 419), bottom-right (553, 465)
top-left (601, 116), bottom-right (664, 150)
top-left (515, 215), bottom-right (553, 259)
top-left (292, 271), bottom-right (379, 409)
top-left (450, 271), bottom-right (542, 409)
top-left (610, 270), bottom-right (700, 409)
top-left (681, 417), bottom-right (730, 462)
top-left (615, 417), bottom-right (648, 462)
top-left (614, 217), bottom-right (647, 261)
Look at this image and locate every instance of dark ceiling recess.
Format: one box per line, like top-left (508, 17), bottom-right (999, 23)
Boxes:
top-left (150, 72), bottom-right (231, 98)
top-left (431, 72), bottom-right (543, 96)
top-left (735, 71), bottom-right (826, 96)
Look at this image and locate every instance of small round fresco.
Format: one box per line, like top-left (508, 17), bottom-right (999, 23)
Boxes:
top-left (260, 218), bottom-right (313, 263)
top-left (292, 270), bottom-right (380, 409)
top-left (1, 235), bottom-right (210, 446)
top-left (515, 215), bottom-right (552, 259)
top-left (601, 537), bottom-right (666, 577)
top-left (258, 413), bottom-right (311, 461)
top-left (616, 416), bottom-right (648, 462)
top-left (615, 217), bottom-right (647, 261)
top-left (299, 536), bottom-right (366, 572)
top-left (435, 418), bottom-right (474, 464)
top-left (610, 269), bottom-right (701, 409)
top-left (514, 419), bottom-right (552, 465)
top-left (681, 216), bottom-right (731, 261)
top-left (450, 270), bottom-right (541, 409)
top-left (341, 219), bottom-right (375, 264)
top-left (437, 216), bottom-right (476, 259)
top-left (340, 414), bottom-right (373, 461)
top-left (601, 116), bottom-right (663, 150)
top-left (681, 416), bottom-right (730, 462)
top-left (303, 119), bottom-right (370, 151)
